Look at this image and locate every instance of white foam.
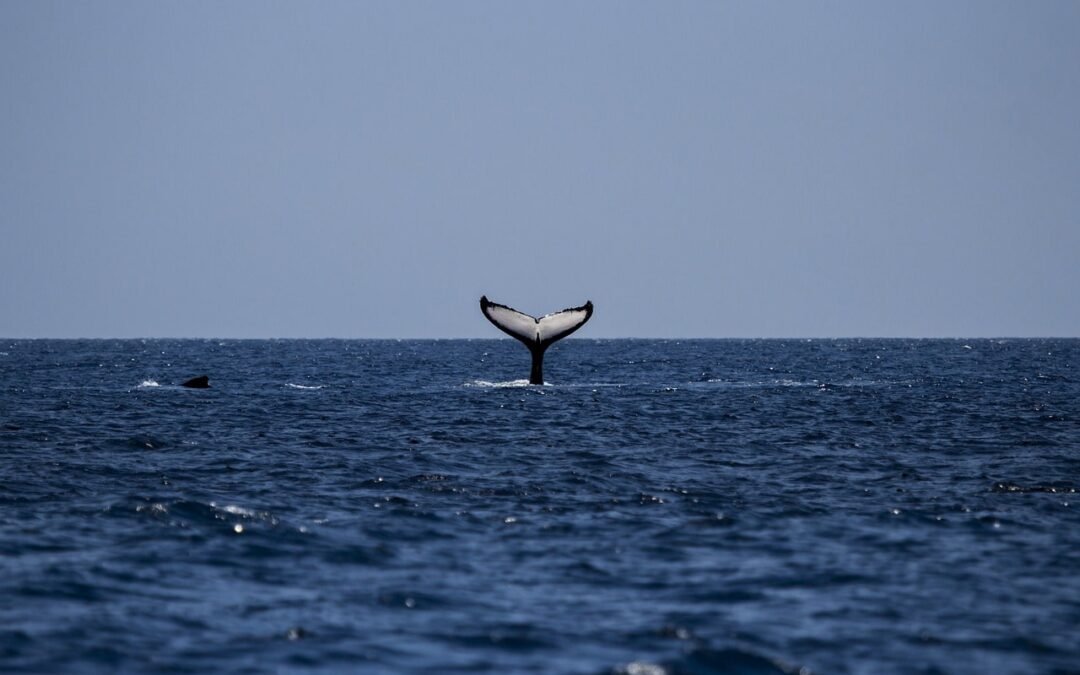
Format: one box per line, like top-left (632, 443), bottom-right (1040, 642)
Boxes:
top-left (465, 379), bottom-right (534, 388)
top-left (137, 380), bottom-right (160, 388)
top-left (285, 383), bottom-right (324, 390)
top-left (705, 378), bottom-right (882, 389)
top-left (216, 504), bottom-right (257, 517)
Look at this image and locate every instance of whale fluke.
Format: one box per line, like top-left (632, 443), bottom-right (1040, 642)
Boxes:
top-left (480, 296), bottom-right (593, 384)
top-left (181, 375), bottom-right (210, 389)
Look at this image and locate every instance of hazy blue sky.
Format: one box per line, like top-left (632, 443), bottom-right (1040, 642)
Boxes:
top-left (2, 1), bottom-right (1078, 338)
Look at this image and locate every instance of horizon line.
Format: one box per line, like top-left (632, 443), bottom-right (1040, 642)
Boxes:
top-left (2, 335), bottom-right (1077, 341)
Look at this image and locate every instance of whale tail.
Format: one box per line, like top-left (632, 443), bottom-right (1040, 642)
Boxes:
top-left (480, 296), bottom-right (593, 384)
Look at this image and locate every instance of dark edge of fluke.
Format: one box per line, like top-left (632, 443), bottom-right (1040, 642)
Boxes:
top-left (181, 375), bottom-right (210, 389)
top-left (479, 295), bottom-right (594, 385)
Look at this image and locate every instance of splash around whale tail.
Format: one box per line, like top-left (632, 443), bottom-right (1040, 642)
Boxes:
top-left (480, 296), bottom-right (593, 384)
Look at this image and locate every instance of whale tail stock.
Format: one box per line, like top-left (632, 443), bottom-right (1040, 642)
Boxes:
top-left (479, 296), bottom-right (594, 385)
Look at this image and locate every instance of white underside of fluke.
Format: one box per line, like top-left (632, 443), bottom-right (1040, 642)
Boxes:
top-left (480, 297), bottom-right (593, 346)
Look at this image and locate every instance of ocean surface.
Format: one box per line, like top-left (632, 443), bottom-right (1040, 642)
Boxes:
top-left (1, 338), bottom-right (1077, 675)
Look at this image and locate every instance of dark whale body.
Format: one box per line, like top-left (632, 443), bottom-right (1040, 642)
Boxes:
top-left (480, 296), bottom-right (593, 385)
top-left (181, 375), bottom-right (210, 389)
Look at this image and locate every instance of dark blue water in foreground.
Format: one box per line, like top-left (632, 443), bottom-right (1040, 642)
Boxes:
top-left (1, 339), bottom-right (1078, 674)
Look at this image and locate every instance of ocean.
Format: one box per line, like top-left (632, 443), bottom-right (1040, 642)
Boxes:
top-left (1, 338), bottom-right (1077, 674)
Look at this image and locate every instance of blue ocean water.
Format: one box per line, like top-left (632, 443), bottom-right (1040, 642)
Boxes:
top-left (1, 338), bottom-right (1077, 674)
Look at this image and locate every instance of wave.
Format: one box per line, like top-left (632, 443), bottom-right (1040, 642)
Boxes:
top-left (122, 497), bottom-right (290, 532)
top-left (705, 378), bottom-right (882, 389)
top-left (613, 645), bottom-right (806, 675)
top-left (285, 383), bottom-right (325, 390)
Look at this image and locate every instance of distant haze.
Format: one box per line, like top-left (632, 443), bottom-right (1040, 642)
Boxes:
top-left (2, 2), bottom-right (1078, 338)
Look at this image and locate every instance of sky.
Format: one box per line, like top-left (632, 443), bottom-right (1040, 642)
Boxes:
top-left (2, 1), bottom-right (1078, 338)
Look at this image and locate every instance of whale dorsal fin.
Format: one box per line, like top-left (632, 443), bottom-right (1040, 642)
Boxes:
top-left (480, 296), bottom-right (593, 348)
top-left (181, 375), bottom-right (210, 388)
